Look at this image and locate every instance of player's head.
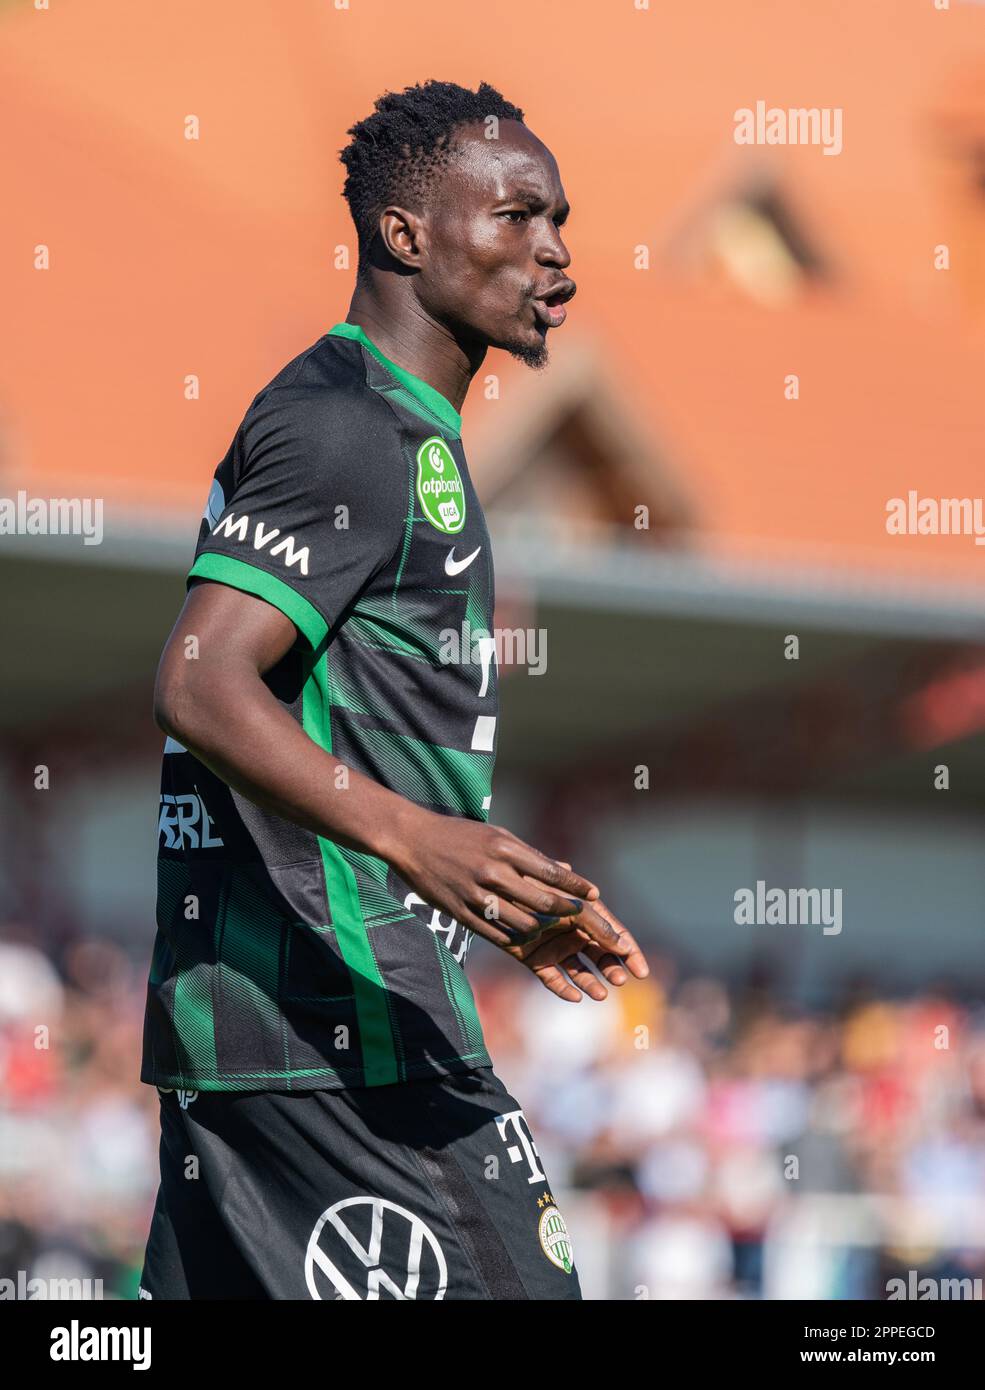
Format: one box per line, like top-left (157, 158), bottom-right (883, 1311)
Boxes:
top-left (340, 80), bottom-right (574, 369)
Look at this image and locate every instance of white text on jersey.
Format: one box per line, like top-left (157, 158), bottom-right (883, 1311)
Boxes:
top-left (159, 793), bottom-right (224, 850)
top-left (212, 512), bottom-right (310, 576)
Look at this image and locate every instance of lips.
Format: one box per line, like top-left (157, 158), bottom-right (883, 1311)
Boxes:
top-left (532, 279), bottom-right (575, 329)
top-left (533, 298), bottom-right (567, 329)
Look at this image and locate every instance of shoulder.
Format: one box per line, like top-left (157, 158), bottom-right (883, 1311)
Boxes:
top-left (222, 336), bottom-right (410, 525)
top-left (241, 334), bottom-right (404, 464)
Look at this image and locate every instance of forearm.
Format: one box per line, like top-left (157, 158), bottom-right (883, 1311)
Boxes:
top-left (156, 662), bottom-right (426, 870)
top-left (150, 595), bottom-right (624, 974)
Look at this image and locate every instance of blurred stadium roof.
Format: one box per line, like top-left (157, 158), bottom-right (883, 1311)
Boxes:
top-left (2, 0), bottom-right (984, 813)
top-left (4, 514), bottom-right (984, 812)
top-left (3, 0), bottom-right (985, 576)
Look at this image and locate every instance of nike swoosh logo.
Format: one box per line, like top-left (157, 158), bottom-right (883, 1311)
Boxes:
top-left (445, 545), bottom-right (482, 576)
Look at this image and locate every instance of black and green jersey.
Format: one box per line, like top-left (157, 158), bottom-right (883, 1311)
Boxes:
top-left (141, 323), bottom-right (499, 1092)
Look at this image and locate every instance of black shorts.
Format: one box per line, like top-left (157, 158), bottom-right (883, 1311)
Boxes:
top-left (139, 1067), bottom-right (582, 1301)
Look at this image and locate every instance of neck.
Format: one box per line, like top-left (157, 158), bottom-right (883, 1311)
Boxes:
top-left (344, 279), bottom-right (486, 416)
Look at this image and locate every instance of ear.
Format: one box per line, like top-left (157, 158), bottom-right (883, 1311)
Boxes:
top-left (378, 205), bottom-right (426, 271)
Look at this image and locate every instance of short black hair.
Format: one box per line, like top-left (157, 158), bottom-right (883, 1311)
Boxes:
top-left (339, 80), bottom-right (525, 266)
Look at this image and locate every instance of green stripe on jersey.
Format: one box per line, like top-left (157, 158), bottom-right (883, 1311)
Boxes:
top-left (188, 553), bottom-right (328, 649)
top-left (327, 322), bottom-right (462, 438)
top-left (171, 962), bottom-right (218, 1076)
top-left (301, 646), bottom-right (400, 1086)
top-left (353, 726), bottom-right (493, 820)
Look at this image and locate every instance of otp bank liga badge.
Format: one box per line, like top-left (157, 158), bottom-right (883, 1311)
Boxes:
top-left (537, 1192), bottom-right (574, 1274)
top-left (416, 436), bottom-right (466, 534)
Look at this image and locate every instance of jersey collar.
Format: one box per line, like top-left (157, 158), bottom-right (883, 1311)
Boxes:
top-left (327, 321), bottom-right (463, 437)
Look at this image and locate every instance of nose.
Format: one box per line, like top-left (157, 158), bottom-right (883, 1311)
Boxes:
top-left (534, 219), bottom-right (571, 271)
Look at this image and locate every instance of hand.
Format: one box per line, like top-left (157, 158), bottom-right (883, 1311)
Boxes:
top-left (506, 866), bottom-right (650, 1003)
top-left (388, 810), bottom-right (628, 964)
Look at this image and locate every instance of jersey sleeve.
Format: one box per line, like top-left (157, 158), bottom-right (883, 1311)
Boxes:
top-left (188, 385), bottom-right (408, 648)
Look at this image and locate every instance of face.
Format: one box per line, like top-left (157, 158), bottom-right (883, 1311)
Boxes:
top-left (400, 120), bottom-right (575, 369)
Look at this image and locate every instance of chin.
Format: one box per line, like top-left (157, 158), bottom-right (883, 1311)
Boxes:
top-left (504, 335), bottom-right (550, 370)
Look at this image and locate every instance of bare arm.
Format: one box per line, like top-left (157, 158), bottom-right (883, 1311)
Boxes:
top-left (155, 580), bottom-right (419, 861)
top-left (154, 581), bottom-right (643, 997)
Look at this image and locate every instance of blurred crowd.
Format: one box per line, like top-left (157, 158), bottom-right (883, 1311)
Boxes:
top-left (2, 925), bottom-right (985, 1300)
top-left (0, 929), bottom-right (156, 1300)
top-left (480, 952), bottom-right (985, 1298)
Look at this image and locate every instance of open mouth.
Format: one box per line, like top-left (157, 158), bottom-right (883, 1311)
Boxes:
top-left (532, 283), bottom-right (574, 330)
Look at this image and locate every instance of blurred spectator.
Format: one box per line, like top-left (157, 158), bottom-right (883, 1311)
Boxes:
top-left (4, 922), bottom-right (985, 1299)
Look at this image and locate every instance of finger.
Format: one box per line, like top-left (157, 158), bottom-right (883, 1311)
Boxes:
top-left (493, 867), bottom-right (589, 923)
top-left (450, 900), bottom-right (515, 949)
top-left (622, 942), bottom-right (650, 980)
top-left (502, 842), bottom-right (600, 902)
top-left (523, 934), bottom-right (610, 999)
top-left (581, 943), bottom-right (629, 987)
top-left (590, 901), bottom-right (650, 978)
top-left (474, 893), bottom-right (547, 937)
top-left (561, 952), bottom-right (609, 1001)
top-left (566, 900), bottom-right (631, 954)
top-left (454, 898), bottom-right (566, 953)
top-left (557, 860), bottom-right (600, 899)
top-left (530, 961), bottom-right (582, 1003)
top-left (522, 929), bottom-right (600, 971)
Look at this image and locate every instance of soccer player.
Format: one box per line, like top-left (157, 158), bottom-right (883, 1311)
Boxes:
top-left (139, 79), bottom-right (648, 1301)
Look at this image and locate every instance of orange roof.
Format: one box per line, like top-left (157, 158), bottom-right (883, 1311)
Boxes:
top-left (3, 0), bottom-right (985, 582)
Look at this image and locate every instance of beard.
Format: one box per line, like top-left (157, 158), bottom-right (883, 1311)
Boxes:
top-left (498, 285), bottom-right (551, 369)
top-left (505, 336), bottom-right (549, 370)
